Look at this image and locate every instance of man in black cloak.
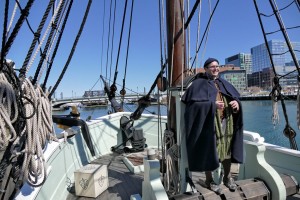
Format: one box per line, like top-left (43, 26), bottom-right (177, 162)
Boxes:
top-left (181, 58), bottom-right (243, 194)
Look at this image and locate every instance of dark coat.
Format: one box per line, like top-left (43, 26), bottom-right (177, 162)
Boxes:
top-left (181, 73), bottom-right (244, 172)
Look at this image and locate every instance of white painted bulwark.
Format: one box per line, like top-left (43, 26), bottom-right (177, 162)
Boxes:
top-left (74, 164), bottom-right (108, 198)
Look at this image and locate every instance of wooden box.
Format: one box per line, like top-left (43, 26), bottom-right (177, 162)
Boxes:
top-left (74, 164), bottom-right (108, 198)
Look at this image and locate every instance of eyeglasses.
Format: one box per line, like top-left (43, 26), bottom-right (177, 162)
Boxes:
top-left (207, 65), bottom-right (220, 69)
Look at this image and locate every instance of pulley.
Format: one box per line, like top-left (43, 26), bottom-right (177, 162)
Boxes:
top-left (156, 76), bottom-right (168, 92)
top-left (110, 84), bottom-right (117, 93)
top-left (283, 125), bottom-right (296, 139)
top-left (120, 89), bottom-right (126, 96)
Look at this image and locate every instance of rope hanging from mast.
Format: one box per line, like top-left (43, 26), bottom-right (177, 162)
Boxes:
top-left (253, 0), bottom-right (299, 150)
top-left (22, 0), bottom-right (64, 81)
top-left (1, 0), bottom-right (9, 72)
top-left (190, 0), bottom-right (220, 69)
top-left (32, 0), bottom-right (66, 85)
top-left (110, 0), bottom-right (129, 96)
top-left (19, 0), bottom-right (55, 80)
top-left (3, 0), bottom-right (35, 58)
top-left (43, 0), bottom-right (74, 90)
top-left (120, 0), bottom-right (135, 98)
top-left (49, 0), bottom-right (92, 98)
top-left (105, 0), bottom-right (115, 81)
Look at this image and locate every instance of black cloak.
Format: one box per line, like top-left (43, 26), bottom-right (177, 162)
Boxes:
top-left (181, 73), bottom-right (244, 172)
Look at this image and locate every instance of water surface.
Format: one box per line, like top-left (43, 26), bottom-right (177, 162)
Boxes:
top-left (53, 100), bottom-right (300, 149)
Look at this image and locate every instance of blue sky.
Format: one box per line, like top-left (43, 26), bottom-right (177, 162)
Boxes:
top-left (1, 0), bottom-right (299, 98)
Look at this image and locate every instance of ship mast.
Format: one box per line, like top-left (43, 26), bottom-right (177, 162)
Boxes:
top-left (165, 0), bottom-right (188, 194)
top-left (166, 0), bottom-right (187, 136)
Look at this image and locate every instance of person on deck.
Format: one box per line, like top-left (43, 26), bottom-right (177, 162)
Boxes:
top-left (181, 58), bottom-right (244, 194)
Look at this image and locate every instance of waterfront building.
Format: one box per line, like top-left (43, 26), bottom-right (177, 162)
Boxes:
top-left (219, 65), bottom-right (247, 93)
top-left (195, 65), bottom-right (246, 93)
top-left (250, 40), bottom-right (300, 89)
top-left (225, 53), bottom-right (252, 75)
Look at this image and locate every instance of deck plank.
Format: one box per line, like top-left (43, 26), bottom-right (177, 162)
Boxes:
top-left (66, 154), bottom-right (300, 199)
top-left (66, 153), bottom-right (143, 200)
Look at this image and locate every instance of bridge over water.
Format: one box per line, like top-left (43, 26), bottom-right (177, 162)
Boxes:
top-left (52, 93), bottom-right (296, 110)
top-left (52, 93), bottom-right (161, 109)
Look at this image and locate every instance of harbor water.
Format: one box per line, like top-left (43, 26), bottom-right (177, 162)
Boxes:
top-left (53, 100), bottom-right (300, 149)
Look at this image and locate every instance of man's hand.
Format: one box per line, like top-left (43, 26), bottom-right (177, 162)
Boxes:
top-left (229, 100), bottom-right (239, 113)
top-left (216, 100), bottom-right (224, 110)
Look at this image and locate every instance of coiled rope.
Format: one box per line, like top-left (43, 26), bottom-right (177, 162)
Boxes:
top-left (163, 130), bottom-right (179, 195)
top-left (0, 72), bottom-right (18, 149)
top-left (10, 78), bottom-right (56, 187)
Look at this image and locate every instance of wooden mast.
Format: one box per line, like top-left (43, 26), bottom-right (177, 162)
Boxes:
top-left (166, 0), bottom-right (187, 136)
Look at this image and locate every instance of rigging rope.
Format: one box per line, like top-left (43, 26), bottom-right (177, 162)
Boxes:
top-left (1, 0), bottom-right (9, 72)
top-left (111, 0), bottom-right (128, 93)
top-left (19, 0), bottom-right (56, 80)
top-left (43, 0), bottom-right (74, 90)
top-left (254, 0), bottom-right (299, 150)
top-left (105, 0), bottom-right (114, 80)
top-left (121, 0), bottom-right (135, 98)
top-left (49, 0), bottom-right (92, 98)
top-left (108, 0), bottom-right (117, 88)
top-left (5, 0), bottom-right (19, 39)
top-left (194, 0), bottom-right (201, 69)
top-left (22, 0), bottom-right (64, 80)
top-left (32, 0), bottom-right (66, 85)
top-left (3, 0), bottom-right (35, 57)
top-left (295, 0), bottom-right (300, 12)
top-left (199, 0), bottom-right (212, 69)
top-left (190, 0), bottom-right (220, 69)
top-left (100, 0), bottom-right (106, 77)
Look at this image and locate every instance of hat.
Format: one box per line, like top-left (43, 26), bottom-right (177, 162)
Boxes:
top-left (203, 57), bottom-right (219, 68)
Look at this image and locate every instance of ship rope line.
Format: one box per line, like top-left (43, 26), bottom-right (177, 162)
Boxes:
top-left (49, 0), bottom-right (92, 98)
top-left (199, 0), bottom-right (212, 71)
top-left (104, 0), bottom-right (115, 82)
top-left (158, 0), bottom-right (168, 190)
top-left (100, 0), bottom-right (106, 77)
top-left (18, 0), bottom-right (57, 81)
top-left (100, 0), bottom-right (137, 113)
top-left (5, 0), bottom-right (19, 39)
top-left (189, 0), bottom-right (220, 71)
top-left (195, 0), bottom-right (202, 69)
top-left (108, 0), bottom-right (117, 88)
top-left (297, 0), bottom-right (300, 11)
top-left (0, 1), bottom-right (91, 196)
top-left (108, 0), bottom-right (128, 102)
top-left (253, 0), bottom-right (299, 150)
top-left (43, 0), bottom-right (74, 90)
top-left (120, 0), bottom-right (134, 107)
top-left (100, 0), bottom-right (128, 113)
top-left (32, 0), bottom-right (67, 86)
top-left (2, 0), bottom-right (35, 58)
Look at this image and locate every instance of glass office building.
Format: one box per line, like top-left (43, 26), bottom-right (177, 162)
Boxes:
top-left (251, 40), bottom-right (300, 74)
top-left (250, 40), bottom-right (300, 88)
top-left (225, 53), bottom-right (252, 75)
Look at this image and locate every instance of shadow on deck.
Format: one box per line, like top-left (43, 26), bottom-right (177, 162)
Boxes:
top-left (66, 153), bottom-right (300, 199)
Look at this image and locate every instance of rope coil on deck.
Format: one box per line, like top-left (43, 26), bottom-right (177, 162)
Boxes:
top-left (164, 130), bottom-right (180, 195)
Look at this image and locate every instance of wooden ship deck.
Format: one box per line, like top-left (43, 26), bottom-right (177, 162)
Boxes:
top-left (66, 151), bottom-right (300, 200)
